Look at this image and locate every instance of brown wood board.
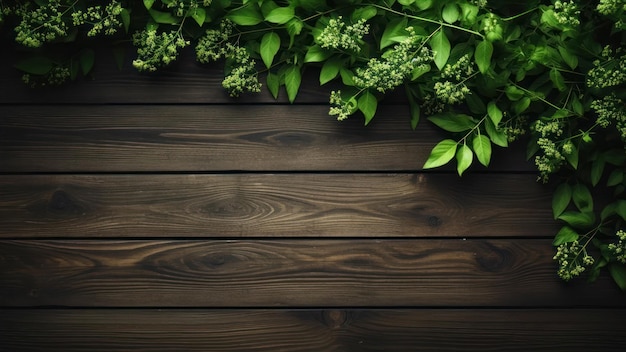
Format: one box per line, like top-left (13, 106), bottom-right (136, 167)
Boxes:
top-left (0, 105), bottom-right (533, 172)
top-left (0, 174), bottom-right (557, 238)
top-left (1, 239), bottom-right (623, 307)
top-left (1, 309), bottom-right (625, 351)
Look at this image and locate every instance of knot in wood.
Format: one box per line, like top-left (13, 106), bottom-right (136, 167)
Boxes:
top-left (428, 215), bottom-right (442, 227)
top-left (323, 310), bottom-right (347, 329)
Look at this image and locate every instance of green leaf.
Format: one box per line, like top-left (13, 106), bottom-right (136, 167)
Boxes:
top-left (558, 211), bottom-right (596, 230)
top-left (228, 5), bottom-right (263, 26)
top-left (487, 101), bottom-right (502, 126)
top-left (120, 8), bottom-right (131, 33)
top-left (512, 96), bottom-right (531, 115)
top-left (458, 3), bottom-right (479, 25)
top-left (558, 45), bottom-right (578, 69)
top-left (286, 18), bottom-right (303, 48)
top-left (320, 57), bottom-right (341, 85)
top-left (380, 17), bottom-right (408, 49)
top-left (572, 184), bottom-right (593, 213)
top-left (474, 40), bottom-right (493, 74)
top-left (78, 49), bottom-right (95, 75)
top-left (505, 85), bottom-right (525, 101)
top-left (552, 226), bottom-right (579, 246)
top-left (616, 200), bottom-right (626, 221)
top-left (351, 6), bottom-right (377, 22)
top-left (358, 91), bottom-right (378, 126)
top-left (14, 56), bottom-right (55, 75)
top-left (609, 263), bottom-right (626, 291)
top-left (265, 6), bottom-right (294, 24)
top-left (550, 68), bottom-right (566, 91)
top-left (410, 64), bottom-right (430, 81)
top-left (442, 3), bottom-right (460, 24)
top-left (601, 202), bottom-right (616, 221)
top-left (143, 0), bottom-right (155, 10)
top-left (415, 0), bottom-right (433, 10)
top-left (456, 144), bottom-right (473, 176)
top-left (465, 94), bottom-right (486, 114)
top-left (564, 144), bottom-right (578, 169)
top-left (423, 139), bottom-right (458, 169)
top-left (430, 29), bottom-right (451, 70)
top-left (607, 170), bottom-right (624, 187)
top-left (485, 118), bottom-right (508, 147)
top-left (304, 45), bottom-right (330, 63)
top-left (427, 113), bottom-right (475, 132)
top-left (260, 32), bottom-right (281, 69)
top-left (284, 65), bottom-right (301, 103)
top-left (591, 157), bottom-right (605, 187)
top-left (409, 98), bottom-right (420, 130)
top-left (149, 9), bottom-right (179, 24)
top-left (604, 149), bottom-right (626, 165)
top-left (191, 7), bottom-right (207, 27)
top-left (472, 134), bottom-right (491, 167)
top-left (571, 94), bottom-right (584, 116)
top-left (552, 183), bottom-right (572, 219)
top-left (339, 68), bottom-right (354, 86)
top-left (266, 72), bottom-right (280, 99)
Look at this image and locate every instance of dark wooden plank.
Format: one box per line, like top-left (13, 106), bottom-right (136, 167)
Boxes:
top-left (1, 239), bottom-right (623, 307)
top-left (0, 105), bottom-right (533, 172)
top-left (0, 174), bottom-right (557, 238)
top-left (1, 309), bottom-right (625, 351)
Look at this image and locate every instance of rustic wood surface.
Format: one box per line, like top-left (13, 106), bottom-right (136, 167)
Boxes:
top-left (0, 105), bottom-right (532, 172)
top-left (0, 38), bottom-right (623, 351)
top-left (0, 174), bottom-right (556, 238)
top-left (2, 309), bottom-right (625, 351)
top-left (3, 239), bottom-right (623, 307)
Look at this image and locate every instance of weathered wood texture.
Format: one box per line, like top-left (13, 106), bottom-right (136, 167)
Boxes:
top-left (0, 105), bottom-right (532, 172)
top-left (3, 239), bottom-right (622, 307)
top-left (0, 174), bottom-right (557, 238)
top-left (1, 40), bottom-right (623, 351)
top-left (2, 309), bottom-right (625, 351)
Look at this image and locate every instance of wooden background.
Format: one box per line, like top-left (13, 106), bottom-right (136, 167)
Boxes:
top-left (1, 46), bottom-right (625, 351)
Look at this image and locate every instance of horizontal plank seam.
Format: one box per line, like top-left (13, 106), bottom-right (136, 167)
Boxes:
top-left (0, 170), bottom-right (540, 176)
top-left (0, 236), bottom-right (556, 241)
top-left (2, 305), bottom-right (625, 310)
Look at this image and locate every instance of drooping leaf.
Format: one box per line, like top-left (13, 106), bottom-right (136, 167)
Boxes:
top-left (558, 211), bottom-right (596, 230)
top-left (358, 90), bottom-right (378, 125)
top-left (380, 17), bottom-right (408, 49)
top-left (487, 101), bottom-right (502, 126)
top-left (351, 5), bottom-right (377, 22)
top-left (265, 6), bottom-right (294, 24)
top-left (143, 0), bottom-right (155, 10)
top-left (512, 96), bottom-right (531, 114)
top-left (149, 9), bottom-right (179, 24)
top-left (472, 134), bottom-right (491, 167)
top-left (442, 3), bottom-right (460, 24)
top-left (572, 184), bottom-right (593, 213)
top-left (607, 170), bottom-right (624, 187)
top-left (78, 49), bottom-right (95, 75)
top-left (552, 183), bottom-right (572, 219)
top-left (456, 144), bottom-right (473, 176)
top-left (286, 18), bottom-right (303, 48)
top-left (260, 32), bottom-right (281, 68)
top-left (485, 118), bottom-right (508, 147)
top-left (304, 45), bottom-right (330, 63)
top-left (320, 57), bottom-right (341, 85)
top-left (550, 68), bottom-right (566, 91)
top-left (564, 144), bottom-right (579, 169)
top-left (552, 226), bottom-right (579, 246)
top-left (558, 45), bottom-right (578, 69)
top-left (430, 28), bottom-right (451, 70)
top-left (266, 72), bottom-right (280, 99)
top-left (191, 7), bottom-right (207, 27)
top-left (408, 94), bottom-right (420, 130)
top-left (339, 68), bottom-right (354, 86)
top-left (14, 56), bottom-right (55, 75)
top-left (616, 200), bottom-right (626, 221)
top-left (120, 8), bottom-right (131, 33)
top-left (284, 65), bottom-right (301, 103)
top-left (609, 263), bottom-right (626, 291)
top-left (427, 113), bottom-right (475, 132)
top-left (228, 5), bottom-right (263, 26)
top-left (475, 40), bottom-right (493, 74)
top-left (423, 139), bottom-right (458, 169)
top-left (591, 157), bottom-right (606, 187)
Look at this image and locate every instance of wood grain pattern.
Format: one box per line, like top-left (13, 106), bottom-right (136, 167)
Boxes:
top-left (0, 174), bottom-right (557, 238)
top-left (0, 46), bottom-right (336, 104)
top-left (0, 105), bottom-right (533, 172)
top-left (2, 309), bottom-right (625, 351)
top-left (1, 239), bottom-right (623, 307)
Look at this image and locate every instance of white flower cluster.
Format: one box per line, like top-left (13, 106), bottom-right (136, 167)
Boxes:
top-left (532, 120), bottom-right (567, 183)
top-left (14, 0), bottom-right (70, 47)
top-left (316, 16), bottom-right (369, 53)
top-left (21, 65), bottom-right (71, 87)
top-left (132, 29), bottom-right (190, 72)
top-left (71, 0), bottom-right (124, 37)
top-left (434, 54), bottom-right (474, 104)
top-left (352, 28), bottom-right (432, 93)
top-left (591, 93), bottom-right (626, 140)
top-left (587, 53), bottom-right (626, 89)
top-left (164, 0), bottom-right (211, 18)
top-left (196, 20), bottom-right (260, 97)
top-left (329, 90), bottom-right (357, 121)
top-left (553, 0), bottom-right (581, 26)
top-left (553, 240), bottom-right (595, 281)
top-left (608, 230), bottom-right (626, 264)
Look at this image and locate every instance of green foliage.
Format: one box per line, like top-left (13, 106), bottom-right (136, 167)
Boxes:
top-left (2, 0), bottom-right (626, 290)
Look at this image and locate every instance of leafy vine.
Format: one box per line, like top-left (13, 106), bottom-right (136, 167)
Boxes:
top-left (1, 0), bottom-right (625, 289)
